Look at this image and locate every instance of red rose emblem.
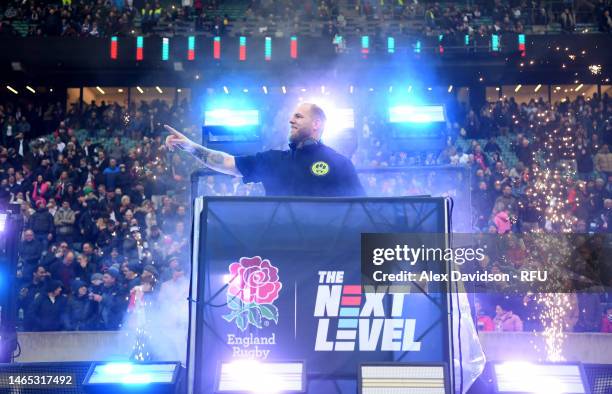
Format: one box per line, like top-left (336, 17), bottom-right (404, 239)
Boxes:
top-left (227, 256), bottom-right (282, 304)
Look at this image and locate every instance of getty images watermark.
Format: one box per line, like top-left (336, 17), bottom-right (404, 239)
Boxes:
top-left (360, 233), bottom-right (609, 293)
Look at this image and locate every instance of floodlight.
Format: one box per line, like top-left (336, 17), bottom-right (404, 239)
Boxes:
top-left (216, 360), bottom-right (305, 393)
top-left (83, 361), bottom-right (181, 394)
top-left (359, 363), bottom-right (449, 394)
top-left (493, 361), bottom-right (588, 394)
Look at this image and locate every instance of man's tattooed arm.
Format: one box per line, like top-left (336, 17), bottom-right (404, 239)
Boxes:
top-left (182, 143), bottom-right (241, 177)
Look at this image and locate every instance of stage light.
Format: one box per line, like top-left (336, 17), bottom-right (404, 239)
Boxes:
top-left (217, 360), bottom-right (304, 393)
top-left (96, 86), bottom-right (105, 94)
top-left (155, 86), bottom-right (163, 94)
top-left (281, 86), bottom-right (287, 94)
top-left (188, 36), bottom-right (195, 60)
top-left (204, 109), bottom-right (259, 127)
top-left (177, 88), bottom-right (181, 93)
top-left (414, 40), bottom-right (421, 53)
top-left (239, 36), bottom-right (246, 61)
top-left (491, 34), bottom-right (500, 52)
top-left (349, 85), bottom-right (354, 94)
top-left (464, 34), bottom-right (470, 46)
top-left (265, 36), bottom-right (272, 61)
top-left (387, 37), bottom-right (395, 54)
top-left (83, 361), bottom-right (181, 392)
top-left (515, 84), bottom-right (522, 92)
top-left (518, 34), bottom-right (526, 56)
top-left (243, 88), bottom-right (249, 93)
top-left (448, 85), bottom-right (453, 93)
top-left (361, 36), bottom-right (369, 57)
top-left (290, 36), bottom-right (298, 58)
top-left (223, 86), bottom-right (229, 94)
top-left (359, 363), bottom-right (448, 394)
top-left (136, 36), bottom-right (143, 61)
top-left (438, 34), bottom-right (444, 53)
top-left (535, 84), bottom-right (542, 92)
top-left (6, 86), bottom-right (17, 95)
top-left (214, 36), bottom-right (221, 59)
top-left (575, 84), bottom-right (583, 91)
top-left (110, 36), bottom-right (118, 59)
top-left (162, 37), bottom-right (169, 61)
top-left (389, 105), bottom-right (445, 123)
top-left (388, 86), bottom-right (393, 93)
top-left (26, 86), bottom-right (35, 94)
top-left (262, 86), bottom-right (268, 94)
top-left (0, 213), bottom-right (6, 232)
top-left (493, 362), bottom-right (588, 394)
top-left (136, 86), bottom-right (144, 94)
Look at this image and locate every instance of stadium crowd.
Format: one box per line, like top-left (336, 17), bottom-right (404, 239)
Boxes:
top-left (0, 0), bottom-right (611, 38)
top-left (1, 86), bottom-right (611, 333)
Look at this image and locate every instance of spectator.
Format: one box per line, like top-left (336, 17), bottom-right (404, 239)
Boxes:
top-left (91, 268), bottom-right (127, 330)
top-left (19, 229), bottom-right (44, 277)
top-left (49, 250), bottom-right (76, 291)
top-left (595, 145), bottom-right (612, 177)
top-left (493, 303), bottom-right (523, 332)
top-left (29, 199), bottom-right (54, 247)
top-left (54, 200), bottom-right (76, 244)
top-left (26, 280), bottom-right (66, 331)
top-left (64, 279), bottom-right (96, 330)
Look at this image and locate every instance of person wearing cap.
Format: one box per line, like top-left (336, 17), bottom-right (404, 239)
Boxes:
top-left (25, 279), bottom-right (67, 331)
top-left (65, 279), bottom-right (95, 331)
top-left (91, 267), bottom-right (128, 330)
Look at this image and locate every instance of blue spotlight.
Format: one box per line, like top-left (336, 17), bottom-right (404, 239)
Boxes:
top-left (204, 109), bottom-right (259, 127)
top-left (388, 105), bottom-right (446, 123)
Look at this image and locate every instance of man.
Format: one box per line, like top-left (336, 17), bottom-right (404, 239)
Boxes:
top-left (26, 279), bottom-right (66, 331)
top-left (165, 103), bottom-right (364, 197)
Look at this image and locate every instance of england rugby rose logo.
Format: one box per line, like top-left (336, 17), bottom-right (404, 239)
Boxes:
top-left (222, 256), bottom-right (282, 331)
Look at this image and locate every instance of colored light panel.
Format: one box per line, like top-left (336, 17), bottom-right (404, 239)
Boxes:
top-left (264, 36), bottom-right (272, 61)
top-left (136, 36), bottom-right (144, 61)
top-left (491, 34), bottom-right (500, 52)
top-left (518, 34), bottom-right (526, 57)
top-left (290, 36), bottom-right (298, 58)
top-left (414, 40), bottom-right (421, 53)
top-left (387, 37), bottom-right (395, 54)
top-left (239, 36), bottom-right (246, 61)
top-left (213, 36), bottom-right (221, 59)
top-left (162, 37), bottom-right (169, 61)
top-left (110, 36), bottom-right (118, 60)
top-left (361, 36), bottom-right (369, 56)
top-left (188, 36), bottom-right (195, 60)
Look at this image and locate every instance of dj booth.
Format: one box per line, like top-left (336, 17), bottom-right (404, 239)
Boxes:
top-left (187, 196), bottom-right (462, 393)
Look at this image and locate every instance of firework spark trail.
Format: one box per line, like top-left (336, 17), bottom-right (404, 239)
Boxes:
top-left (525, 105), bottom-right (579, 361)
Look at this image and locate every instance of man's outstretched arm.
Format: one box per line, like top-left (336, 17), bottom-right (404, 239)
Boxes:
top-left (164, 125), bottom-right (242, 177)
